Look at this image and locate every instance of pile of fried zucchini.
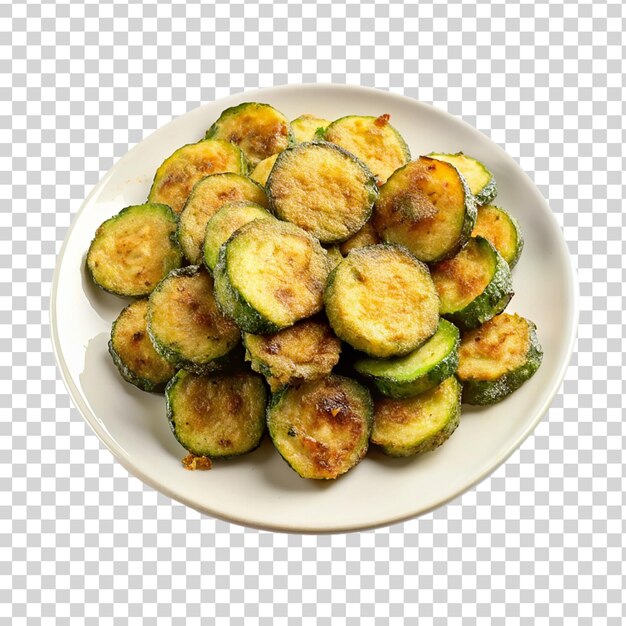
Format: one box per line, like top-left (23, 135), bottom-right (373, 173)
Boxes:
top-left (87, 102), bottom-right (542, 480)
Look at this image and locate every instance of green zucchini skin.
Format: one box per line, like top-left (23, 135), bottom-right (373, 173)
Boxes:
top-left (432, 237), bottom-right (514, 330)
top-left (429, 152), bottom-right (497, 206)
top-left (354, 318), bottom-right (460, 398)
top-left (266, 141), bottom-right (379, 244)
top-left (472, 205), bottom-right (524, 269)
top-left (459, 318), bottom-right (543, 405)
top-left (371, 376), bottom-right (462, 457)
top-left (86, 203), bottom-right (183, 297)
top-left (213, 247), bottom-right (280, 334)
top-left (205, 102), bottom-right (295, 167)
top-left (147, 265), bottom-right (241, 374)
top-left (267, 374), bottom-right (373, 480)
top-left (108, 299), bottom-right (177, 393)
top-left (213, 219), bottom-right (330, 334)
top-left (166, 369), bottom-right (267, 458)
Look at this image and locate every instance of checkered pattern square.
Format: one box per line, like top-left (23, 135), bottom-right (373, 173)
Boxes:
top-left (2, 0), bottom-right (624, 623)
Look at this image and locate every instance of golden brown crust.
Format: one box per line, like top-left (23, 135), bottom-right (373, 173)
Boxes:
top-left (471, 205), bottom-right (518, 263)
top-left (457, 313), bottom-right (530, 381)
top-left (324, 115), bottom-right (409, 183)
top-left (210, 105), bottom-right (292, 166)
top-left (270, 376), bottom-right (371, 479)
top-left (149, 269), bottom-right (240, 362)
top-left (149, 141), bottom-right (243, 214)
top-left (181, 454), bottom-right (213, 471)
top-left (431, 239), bottom-right (494, 311)
top-left (88, 206), bottom-right (181, 296)
top-left (244, 318), bottom-right (341, 390)
top-left (268, 143), bottom-right (376, 243)
top-left (171, 371), bottom-right (266, 456)
top-left (373, 157), bottom-right (469, 262)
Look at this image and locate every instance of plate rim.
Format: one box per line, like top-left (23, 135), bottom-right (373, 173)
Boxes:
top-left (50, 83), bottom-right (579, 534)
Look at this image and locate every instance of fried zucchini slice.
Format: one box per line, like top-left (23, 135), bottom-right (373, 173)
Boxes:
top-left (324, 245), bottom-right (439, 358)
top-left (354, 319), bottom-right (459, 398)
top-left (267, 375), bottom-right (373, 479)
top-left (109, 299), bottom-right (177, 392)
top-left (323, 114), bottom-right (410, 183)
top-left (243, 316), bottom-right (342, 391)
top-left (339, 220), bottom-right (380, 256)
top-left (373, 156), bottom-right (476, 263)
top-left (429, 152), bottom-right (497, 205)
top-left (203, 201), bottom-right (273, 271)
top-left (430, 236), bottom-right (513, 330)
top-left (291, 114), bottom-right (331, 143)
top-left (86, 203), bottom-right (182, 297)
top-left (205, 102), bottom-right (294, 167)
top-left (148, 140), bottom-right (245, 214)
top-left (457, 313), bottom-right (543, 405)
top-left (147, 266), bottom-right (241, 373)
top-left (177, 173), bottom-right (268, 264)
top-left (166, 370), bottom-right (267, 458)
top-left (371, 376), bottom-right (462, 457)
top-left (267, 142), bottom-right (378, 244)
top-left (250, 153), bottom-right (279, 187)
top-left (472, 205), bottom-right (524, 268)
top-left (214, 219), bottom-right (330, 334)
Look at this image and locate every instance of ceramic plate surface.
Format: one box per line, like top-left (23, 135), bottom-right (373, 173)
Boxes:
top-left (51, 84), bottom-right (577, 533)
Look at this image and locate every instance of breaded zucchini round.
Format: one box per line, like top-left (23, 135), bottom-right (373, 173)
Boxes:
top-left (205, 102), bottom-right (294, 167)
top-left (243, 316), bottom-right (342, 391)
top-left (371, 376), bottom-right (462, 457)
top-left (472, 205), bottom-right (524, 268)
top-left (323, 114), bottom-right (411, 183)
top-left (354, 318), bottom-right (460, 398)
top-left (203, 201), bottom-right (273, 271)
top-left (86, 203), bottom-right (183, 297)
top-left (267, 375), bottom-right (373, 479)
top-left (109, 299), bottom-right (177, 392)
top-left (267, 142), bottom-right (378, 244)
top-left (166, 370), bottom-right (267, 458)
top-left (457, 313), bottom-right (543, 405)
top-left (324, 245), bottom-right (439, 358)
top-left (147, 266), bottom-right (241, 374)
top-left (148, 140), bottom-right (245, 214)
top-left (214, 219), bottom-right (330, 334)
top-left (177, 173), bottom-right (268, 264)
top-left (291, 114), bottom-right (331, 143)
top-left (373, 156), bottom-right (476, 263)
top-left (430, 236), bottom-right (513, 329)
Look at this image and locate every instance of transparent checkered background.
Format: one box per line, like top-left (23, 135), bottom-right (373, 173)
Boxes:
top-left (2, 0), bottom-right (624, 622)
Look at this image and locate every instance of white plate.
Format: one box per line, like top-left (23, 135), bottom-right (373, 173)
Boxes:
top-left (51, 84), bottom-right (577, 533)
